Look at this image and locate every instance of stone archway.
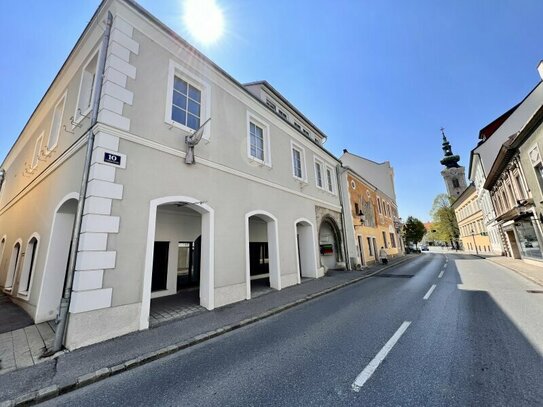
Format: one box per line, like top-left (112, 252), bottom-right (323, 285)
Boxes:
top-left (318, 216), bottom-right (343, 270)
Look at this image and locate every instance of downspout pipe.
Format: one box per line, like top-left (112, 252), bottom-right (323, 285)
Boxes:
top-left (49, 11), bottom-right (113, 354)
top-left (336, 164), bottom-right (352, 270)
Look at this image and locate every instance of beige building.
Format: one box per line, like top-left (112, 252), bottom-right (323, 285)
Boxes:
top-left (452, 184), bottom-right (492, 253)
top-left (0, 0), bottom-right (347, 349)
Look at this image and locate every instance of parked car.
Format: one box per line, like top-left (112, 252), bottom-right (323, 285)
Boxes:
top-left (420, 245), bottom-right (429, 251)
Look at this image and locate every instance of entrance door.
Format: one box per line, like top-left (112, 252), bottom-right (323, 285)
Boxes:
top-left (152, 241), bottom-right (169, 292)
top-left (357, 235), bottom-right (365, 266)
top-left (249, 242), bottom-right (269, 276)
top-left (506, 231), bottom-right (521, 259)
top-left (372, 238), bottom-right (378, 260)
top-left (192, 236), bottom-right (201, 284)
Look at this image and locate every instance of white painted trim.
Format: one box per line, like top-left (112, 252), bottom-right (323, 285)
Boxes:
top-left (73, 47), bottom-right (101, 126)
top-left (294, 218), bottom-right (319, 284)
top-left (94, 124), bottom-right (343, 212)
top-left (246, 111), bottom-right (272, 167)
top-left (46, 91), bottom-right (67, 153)
top-left (290, 140), bottom-right (308, 182)
top-left (245, 210), bottom-right (281, 300)
top-left (164, 59), bottom-right (211, 139)
top-left (324, 164), bottom-right (336, 195)
top-left (31, 132), bottom-right (44, 170)
top-left (140, 196), bottom-right (215, 330)
top-left (17, 232), bottom-right (40, 299)
top-left (35, 192), bottom-right (79, 322)
top-left (4, 238), bottom-right (23, 292)
top-left (0, 136), bottom-right (87, 216)
top-left (314, 156), bottom-right (325, 190)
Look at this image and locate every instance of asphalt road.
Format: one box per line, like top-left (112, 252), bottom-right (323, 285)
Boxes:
top-left (42, 253), bottom-right (543, 406)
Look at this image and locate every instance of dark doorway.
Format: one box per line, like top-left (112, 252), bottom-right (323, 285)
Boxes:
top-left (152, 241), bottom-right (169, 292)
top-left (249, 242), bottom-right (269, 276)
top-left (177, 236), bottom-right (202, 290)
top-left (297, 234), bottom-right (302, 278)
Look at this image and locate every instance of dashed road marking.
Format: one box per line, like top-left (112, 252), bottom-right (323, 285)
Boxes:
top-left (351, 321), bottom-right (412, 392)
top-left (423, 284), bottom-right (437, 300)
top-left (438, 270), bottom-right (445, 279)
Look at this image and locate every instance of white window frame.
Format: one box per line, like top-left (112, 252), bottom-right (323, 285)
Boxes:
top-left (290, 141), bottom-right (307, 182)
top-left (165, 59), bottom-right (211, 139)
top-left (18, 233), bottom-right (40, 298)
top-left (74, 48), bottom-right (100, 125)
top-left (314, 157), bottom-right (325, 189)
top-left (246, 112), bottom-right (272, 167)
top-left (325, 164), bottom-right (336, 194)
top-left (47, 92), bottom-right (67, 153)
top-left (4, 239), bottom-right (22, 292)
top-left (31, 132), bottom-right (44, 169)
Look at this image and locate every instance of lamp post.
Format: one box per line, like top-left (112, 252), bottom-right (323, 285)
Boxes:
top-left (354, 211), bottom-right (366, 268)
top-left (471, 229), bottom-right (479, 255)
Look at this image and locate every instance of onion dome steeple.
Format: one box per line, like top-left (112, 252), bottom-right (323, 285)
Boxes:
top-left (440, 128), bottom-right (460, 168)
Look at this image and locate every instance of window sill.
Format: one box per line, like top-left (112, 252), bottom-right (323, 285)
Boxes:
top-left (248, 156), bottom-right (272, 168)
top-left (165, 119), bottom-right (195, 135)
top-left (17, 291), bottom-right (30, 300)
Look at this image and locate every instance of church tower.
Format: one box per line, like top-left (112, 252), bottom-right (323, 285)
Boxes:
top-left (440, 129), bottom-right (467, 197)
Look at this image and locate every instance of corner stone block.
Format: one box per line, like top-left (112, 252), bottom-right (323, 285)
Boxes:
top-left (69, 288), bottom-right (112, 313)
top-left (111, 28), bottom-right (139, 55)
top-left (100, 93), bottom-right (125, 115)
top-left (94, 132), bottom-right (120, 151)
top-left (73, 270), bottom-right (104, 291)
top-left (84, 196), bottom-right (113, 215)
top-left (113, 15), bottom-right (134, 38)
top-left (98, 109), bottom-right (131, 132)
top-left (81, 214), bottom-right (120, 234)
top-left (106, 53), bottom-right (136, 80)
top-left (86, 179), bottom-right (123, 200)
top-left (75, 250), bottom-right (116, 271)
top-left (89, 163), bottom-right (116, 183)
top-left (101, 80), bottom-right (134, 105)
top-left (78, 232), bottom-right (108, 251)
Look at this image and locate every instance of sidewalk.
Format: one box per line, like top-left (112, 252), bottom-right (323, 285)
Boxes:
top-left (0, 254), bottom-right (418, 405)
top-left (483, 256), bottom-right (543, 287)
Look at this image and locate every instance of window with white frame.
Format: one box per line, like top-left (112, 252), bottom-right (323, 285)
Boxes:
top-left (47, 94), bottom-right (66, 151)
top-left (291, 142), bottom-right (306, 181)
top-left (31, 133), bottom-right (44, 169)
top-left (246, 114), bottom-right (271, 166)
top-left (326, 166), bottom-right (334, 193)
top-left (250, 122), bottom-right (264, 161)
top-left (314, 159), bottom-right (324, 188)
top-left (18, 236), bottom-right (38, 296)
top-left (171, 76), bottom-right (201, 130)
top-left (76, 51), bottom-right (98, 121)
top-left (5, 242), bottom-right (21, 290)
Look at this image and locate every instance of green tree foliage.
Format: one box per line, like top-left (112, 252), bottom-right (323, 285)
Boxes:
top-left (403, 216), bottom-right (426, 247)
top-left (430, 193), bottom-right (459, 243)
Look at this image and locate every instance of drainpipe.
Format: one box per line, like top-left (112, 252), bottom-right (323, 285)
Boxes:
top-left (49, 11), bottom-right (113, 354)
top-left (336, 164), bottom-right (352, 270)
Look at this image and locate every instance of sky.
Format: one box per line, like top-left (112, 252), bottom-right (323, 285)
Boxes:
top-left (1, 0), bottom-right (542, 221)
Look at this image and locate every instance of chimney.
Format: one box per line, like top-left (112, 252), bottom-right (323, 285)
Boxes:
top-left (538, 60), bottom-right (543, 80)
top-left (343, 149), bottom-right (348, 154)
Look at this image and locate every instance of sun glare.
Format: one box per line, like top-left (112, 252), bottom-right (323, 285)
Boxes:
top-left (183, 0), bottom-right (224, 45)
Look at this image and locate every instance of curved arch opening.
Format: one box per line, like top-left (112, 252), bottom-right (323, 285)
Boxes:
top-left (295, 218), bottom-right (318, 281)
top-left (318, 216), bottom-right (343, 271)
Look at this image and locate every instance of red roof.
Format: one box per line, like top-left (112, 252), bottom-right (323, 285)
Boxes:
top-left (478, 104), bottom-right (519, 140)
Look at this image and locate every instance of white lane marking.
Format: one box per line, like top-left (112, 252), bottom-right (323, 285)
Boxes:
top-left (438, 270), bottom-right (445, 279)
top-left (423, 284), bottom-right (437, 300)
top-left (351, 321), bottom-right (411, 392)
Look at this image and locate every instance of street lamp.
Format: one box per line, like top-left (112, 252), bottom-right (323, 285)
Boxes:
top-left (471, 229), bottom-right (479, 255)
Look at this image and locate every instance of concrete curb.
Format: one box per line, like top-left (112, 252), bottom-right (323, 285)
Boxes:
top-left (482, 258), bottom-right (543, 288)
top-left (4, 255), bottom-right (417, 406)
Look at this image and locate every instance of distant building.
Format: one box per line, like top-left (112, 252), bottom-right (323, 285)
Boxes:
top-left (339, 166), bottom-right (402, 267)
top-left (452, 184), bottom-right (492, 253)
top-left (484, 103), bottom-right (543, 264)
top-left (439, 130), bottom-right (467, 197)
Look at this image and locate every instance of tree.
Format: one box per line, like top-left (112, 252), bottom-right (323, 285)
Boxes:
top-left (403, 216), bottom-right (426, 248)
top-left (430, 193), bottom-right (459, 245)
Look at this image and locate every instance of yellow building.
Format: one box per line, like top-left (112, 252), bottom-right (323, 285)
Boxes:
top-left (452, 184), bottom-right (492, 253)
top-left (347, 171), bottom-right (401, 265)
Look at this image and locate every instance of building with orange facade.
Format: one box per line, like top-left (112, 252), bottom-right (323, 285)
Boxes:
top-left (339, 162), bottom-right (402, 267)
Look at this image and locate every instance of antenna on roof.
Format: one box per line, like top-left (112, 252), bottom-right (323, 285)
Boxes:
top-left (185, 118), bottom-right (211, 165)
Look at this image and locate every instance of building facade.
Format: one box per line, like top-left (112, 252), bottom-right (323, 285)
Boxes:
top-left (452, 184), bottom-right (492, 253)
top-left (0, 0), bottom-right (349, 349)
top-left (339, 157), bottom-right (401, 267)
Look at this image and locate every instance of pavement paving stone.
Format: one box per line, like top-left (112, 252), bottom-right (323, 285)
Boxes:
top-left (483, 255), bottom-right (543, 287)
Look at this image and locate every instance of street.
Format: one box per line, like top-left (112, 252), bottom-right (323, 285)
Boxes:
top-left (42, 253), bottom-right (543, 406)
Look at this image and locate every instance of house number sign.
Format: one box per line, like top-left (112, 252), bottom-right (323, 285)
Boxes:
top-left (104, 152), bottom-right (122, 166)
